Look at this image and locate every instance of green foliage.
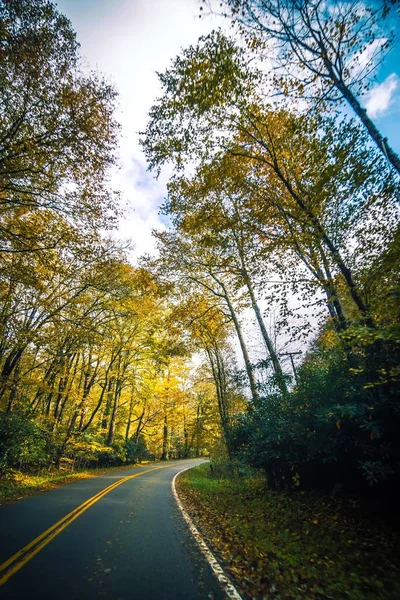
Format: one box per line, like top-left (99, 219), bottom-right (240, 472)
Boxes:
top-left (0, 412), bottom-right (51, 471)
top-left (230, 336), bottom-right (400, 496)
top-left (62, 434), bottom-right (122, 468)
top-left (126, 434), bottom-right (152, 463)
top-left (108, 435), bottom-right (127, 464)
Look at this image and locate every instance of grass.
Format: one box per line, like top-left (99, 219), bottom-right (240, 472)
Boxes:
top-left (0, 462), bottom-right (145, 504)
top-left (177, 463), bottom-right (400, 600)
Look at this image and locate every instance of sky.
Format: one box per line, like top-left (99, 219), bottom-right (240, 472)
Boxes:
top-left (55, 0), bottom-right (400, 261)
top-left (56, 0), bottom-right (225, 259)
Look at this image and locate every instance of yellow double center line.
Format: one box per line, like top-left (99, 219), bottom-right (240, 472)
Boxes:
top-left (0, 464), bottom-right (172, 587)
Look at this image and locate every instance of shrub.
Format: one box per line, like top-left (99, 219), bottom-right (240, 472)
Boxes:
top-left (230, 340), bottom-right (400, 502)
top-left (126, 434), bottom-right (151, 463)
top-left (0, 413), bottom-right (52, 471)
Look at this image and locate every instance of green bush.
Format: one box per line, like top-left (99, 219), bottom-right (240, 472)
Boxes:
top-left (63, 435), bottom-right (117, 468)
top-left (0, 413), bottom-right (52, 471)
top-left (230, 340), bottom-right (400, 500)
top-left (126, 434), bottom-right (152, 463)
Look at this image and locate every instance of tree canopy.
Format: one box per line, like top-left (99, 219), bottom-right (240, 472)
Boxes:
top-left (1, 0), bottom-right (400, 512)
top-left (0, 0), bottom-right (120, 254)
top-left (212, 0), bottom-right (400, 174)
top-left (141, 8), bottom-right (400, 498)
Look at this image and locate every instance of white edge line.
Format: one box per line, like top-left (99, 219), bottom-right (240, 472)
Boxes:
top-left (172, 466), bottom-right (244, 600)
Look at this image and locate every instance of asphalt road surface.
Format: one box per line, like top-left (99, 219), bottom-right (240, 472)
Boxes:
top-left (0, 459), bottom-right (227, 600)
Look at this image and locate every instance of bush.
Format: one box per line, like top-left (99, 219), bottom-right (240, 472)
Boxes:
top-left (63, 434), bottom-right (127, 468)
top-left (126, 434), bottom-right (152, 463)
top-left (0, 413), bottom-right (52, 471)
top-left (230, 340), bottom-right (400, 503)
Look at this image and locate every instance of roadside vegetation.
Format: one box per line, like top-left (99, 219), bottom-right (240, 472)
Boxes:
top-left (178, 464), bottom-right (400, 599)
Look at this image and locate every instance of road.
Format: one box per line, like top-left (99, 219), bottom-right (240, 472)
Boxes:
top-left (0, 459), bottom-right (226, 600)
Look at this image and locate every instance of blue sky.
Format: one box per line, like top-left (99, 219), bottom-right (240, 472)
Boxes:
top-left (369, 43), bottom-right (400, 151)
top-left (55, 0), bottom-right (400, 260)
top-left (362, 0), bottom-right (400, 152)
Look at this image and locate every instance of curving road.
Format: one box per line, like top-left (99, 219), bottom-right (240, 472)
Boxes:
top-left (0, 459), bottom-right (226, 600)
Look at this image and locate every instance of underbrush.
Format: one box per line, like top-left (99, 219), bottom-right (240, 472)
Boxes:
top-left (178, 463), bottom-right (400, 600)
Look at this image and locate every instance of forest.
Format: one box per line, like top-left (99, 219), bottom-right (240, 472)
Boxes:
top-left (1, 0), bottom-right (399, 519)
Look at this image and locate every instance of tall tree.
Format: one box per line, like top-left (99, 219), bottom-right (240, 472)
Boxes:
top-left (142, 33), bottom-right (398, 329)
top-left (167, 169), bottom-right (288, 393)
top-left (217, 0), bottom-right (400, 174)
top-left (0, 0), bottom-right (120, 252)
top-left (150, 231), bottom-right (260, 405)
top-left (172, 294), bottom-right (245, 456)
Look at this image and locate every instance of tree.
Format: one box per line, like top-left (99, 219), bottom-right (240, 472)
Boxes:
top-left (0, 222), bottom-right (126, 408)
top-left (0, 0), bottom-right (120, 252)
top-left (149, 230), bottom-right (261, 405)
top-left (171, 294), bottom-right (246, 457)
top-left (217, 0), bottom-right (400, 175)
top-left (166, 167), bottom-right (289, 394)
top-left (142, 33), bottom-right (398, 332)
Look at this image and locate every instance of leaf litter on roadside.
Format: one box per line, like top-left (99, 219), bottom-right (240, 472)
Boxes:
top-left (177, 464), bottom-right (400, 600)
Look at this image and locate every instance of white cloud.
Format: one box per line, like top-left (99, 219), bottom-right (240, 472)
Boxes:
top-left (56, 0), bottom-right (226, 263)
top-left (365, 73), bottom-right (399, 118)
top-left (354, 38), bottom-right (387, 74)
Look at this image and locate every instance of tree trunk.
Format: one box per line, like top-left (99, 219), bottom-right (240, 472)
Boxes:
top-left (243, 271), bottom-right (288, 394)
top-left (216, 278), bottom-right (259, 405)
top-left (6, 363), bottom-right (20, 413)
top-left (0, 346), bottom-right (25, 403)
top-left (206, 346), bottom-right (233, 460)
top-left (82, 355), bottom-right (117, 433)
top-left (133, 408), bottom-right (145, 444)
top-left (107, 378), bottom-right (121, 446)
top-left (54, 412), bottom-right (78, 469)
top-left (160, 414), bottom-right (168, 460)
top-left (183, 413), bottom-right (189, 458)
top-left (101, 377), bottom-right (114, 433)
top-left (195, 404), bottom-right (202, 458)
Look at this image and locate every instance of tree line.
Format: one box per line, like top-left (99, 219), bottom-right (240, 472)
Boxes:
top-left (0, 0), bottom-right (229, 472)
top-left (141, 0), bottom-right (400, 506)
top-left (1, 0), bottom-right (399, 509)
